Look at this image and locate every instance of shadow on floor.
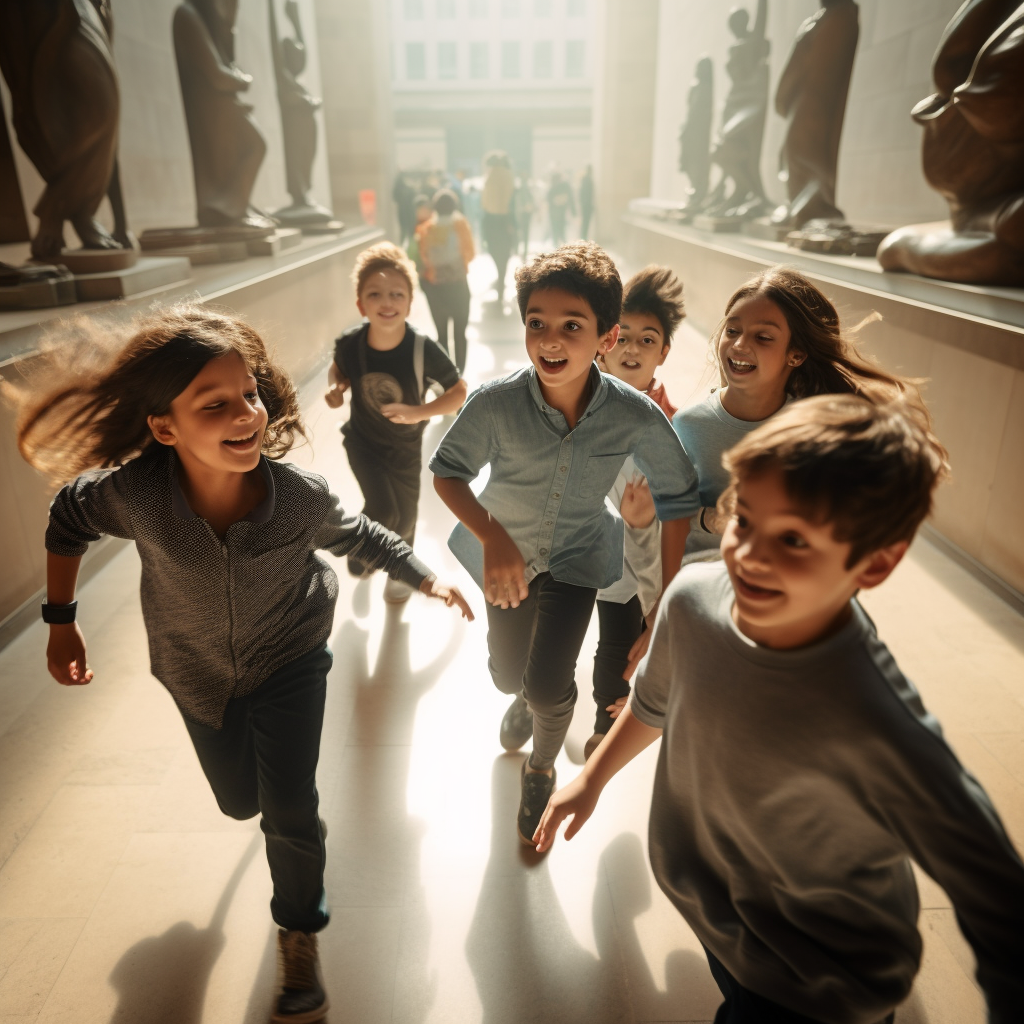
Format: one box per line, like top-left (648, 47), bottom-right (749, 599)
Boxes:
top-left (107, 833), bottom-right (262, 1024)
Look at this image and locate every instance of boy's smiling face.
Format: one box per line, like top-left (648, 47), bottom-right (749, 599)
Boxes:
top-left (524, 286), bottom-right (617, 397)
top-left (721, 467), bottom-right (905, 650)
top-left (604, 311), bottom-right (668, 391)
top-left (357, 268), bottom-right (412, 333)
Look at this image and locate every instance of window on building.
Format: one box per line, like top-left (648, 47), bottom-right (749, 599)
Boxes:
top-left (438, 0), bottom-right (457, 16)
top-left (404, 0), bottom-right (425, 18)
top-left (470, 41), bottom-right (489, 78)
top-left (533, 40), bottom-right (553, 78)
top-left (534, 0), bottom-right (553, 14)
top-left (406, 41), bottom-right (426, 79)
top-left (565, 39), bottom-right (585, 77)
top-left (468, 0), bottom-right (487, 14)
top-left (501, 0), bottom-right (520, 16)
top-left (567, 0), bottom-right (587, 14)
top-left (501, 40), bottom-right (521, 77)
top-left (438, 41), bottom-right (457, 78)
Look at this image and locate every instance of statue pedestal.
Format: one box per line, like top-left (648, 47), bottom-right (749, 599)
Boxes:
top-left (691, 213), bottom-right (746, 233)
top-left (246, 228), bottom-right (304, 256)
top-left (139, 225), bottom-right (280, 266)
top-left (0, 269), bottom-right (76, 310)
top-left (743, 217), bottom-right (793, 242)
top-left (57, 248), bottom-right (139, 275)
top-left (72, 256), bottom-right (193, 301)
top-left (786, 221), bottom-right (889, 257)
top-left (301, 220), bottom-right (345, 235)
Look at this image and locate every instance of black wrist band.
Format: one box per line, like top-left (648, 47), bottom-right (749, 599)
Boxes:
top-left (42, 600), bottom-right (77, 624)
top-left (700, 507), bottom-right (711, 533)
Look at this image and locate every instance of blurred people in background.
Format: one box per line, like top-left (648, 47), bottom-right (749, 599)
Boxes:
top-left (579, 165), bottom-right (595, 240)
top-left (417, 189), bottom-right (475, 373)
top-left (547, 171), bottom-right (576, 246)
top-left (513, 177), bottom-right (536, 261)
top-left (463, 178), bottom-right (482, 242)
top-left (481, 150), bottom-right (517, 301)
top-left (406, 194), bottom-right (433, 279)
top-left (393, 172), bottom-right (417, 247)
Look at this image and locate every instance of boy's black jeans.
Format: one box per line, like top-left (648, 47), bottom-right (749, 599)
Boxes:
top-left (704, 947), bottom-right (895, 1024)
top-left (423, 278), bottom-right (471, 373)
top-left (485, 573), bottom-right (597, 771)
top-left (344, 435), bottom-right (421, 577)
top-left (592, 596), bottom-right (643, 732)
top-left (184, 645), bottom-right (332, 934)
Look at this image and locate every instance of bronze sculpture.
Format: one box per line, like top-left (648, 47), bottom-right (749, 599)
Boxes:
top-left (770, 0), bottom-right (859, 229)
top-left (697, 0), bottom-right (771, 226)
top-left (173, 0), bottom-right (273, 233)
top-left (0, 0), bottom-right (133, 262)
top-left (878, 0), bottom-right (1024, 286)
top-left (676, 56), bottom-right (714, 216)
top-left (268, 0), bottom-right (338, 230)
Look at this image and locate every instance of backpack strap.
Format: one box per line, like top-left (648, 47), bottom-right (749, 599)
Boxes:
top-left (413, 332), bottom-right (425, 404)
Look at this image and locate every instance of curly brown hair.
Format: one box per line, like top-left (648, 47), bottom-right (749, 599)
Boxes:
top-left (721, 394), bottom-right (949, 567)
top-left (352, 241), bottom-right (418, 297)
top-left (514, 242), bottom-right (622, 336)
top-left (622, 265), bottom-right (685, 343)
top-left (5, 306), bottom-right (305, 482)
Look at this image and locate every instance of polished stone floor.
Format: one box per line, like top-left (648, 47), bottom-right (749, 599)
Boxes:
top-left (1, 252), bottom-right (1022, 1023)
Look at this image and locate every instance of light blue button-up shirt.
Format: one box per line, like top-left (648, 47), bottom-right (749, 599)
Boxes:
top-left (429, 364), bottom-right (698, 590)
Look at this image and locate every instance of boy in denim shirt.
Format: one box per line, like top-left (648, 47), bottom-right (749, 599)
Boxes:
top-left (430, 243), bottom-right (693, 843)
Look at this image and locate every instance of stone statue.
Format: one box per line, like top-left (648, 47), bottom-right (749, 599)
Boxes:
top-left (677, 56), bottom-right (714, 213)
top-left (770, 0), bottom-right (859, 229)
top-left (877, 0), bottom-right (1024, 286)
top-left (268, 0), bottom-right (337, 228)
top-left (173, 0), bottom-right (273, 232)
top-left (700, 0), bottom-right (771, 223)
top-left (0, 0), bottom-right (133, 261)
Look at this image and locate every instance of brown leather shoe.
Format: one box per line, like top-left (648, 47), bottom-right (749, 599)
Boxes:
top-left (272, 929), bottom-right (329, 1024)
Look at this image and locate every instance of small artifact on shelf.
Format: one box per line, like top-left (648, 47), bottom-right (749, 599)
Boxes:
top-left (269, 0), bottom-right (343, 233)
top-left (877, 0), bottom-right (1024, 286)
top-left (784, 220), bottom-right (888, 257)
top-left (692, 0), bottom-right (771, 231)
top-left (0, 0), bottom-right (137, 268)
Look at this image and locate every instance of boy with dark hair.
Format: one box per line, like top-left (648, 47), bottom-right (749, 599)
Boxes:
top-left (536, 395), bottom-right (1024, 1024)
top-left (588, 265), bottom-right (686, 760)
top-left (430, 242), bottom-right (693, 843)
top-left (326, 242), bottom-right (467, 602)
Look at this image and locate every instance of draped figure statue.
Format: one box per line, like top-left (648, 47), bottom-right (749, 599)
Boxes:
top-left (877, 0), bottom-right (1024, 286)
top-left (677, 57), bottom-right (714, 214)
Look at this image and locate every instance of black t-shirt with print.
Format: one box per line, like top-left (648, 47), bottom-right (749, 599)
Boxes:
top-left (333, 323), bottom-right (459, 457)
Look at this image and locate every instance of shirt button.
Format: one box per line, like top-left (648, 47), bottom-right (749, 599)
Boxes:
top-left (553, 493), bottom-right (560, 499)
top-left (545, 521), bottom-right (552, 526)
top-left (540, 548), bottom-right (548, 556)
top-left (559, 466), bottom-right (567, 473)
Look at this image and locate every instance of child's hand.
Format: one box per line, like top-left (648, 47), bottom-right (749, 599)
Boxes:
top-left (419, 577), bottom-right (475, 621)
top-left (620, 476), bottom-right (656, 529)
top-left (533, 772), bottom-right (600, 852)
top-left (324, 384), bottom-right (346, 409)
top-left (606, 696), bottom-right (628, 720)
top-left (482, 530), bottom-right (529, 609)
top-left (47, 623), bottom-right (93, 686)
top-left (622, 602), bottom-right (658, 681)
top-left (380, 403), bottom-right (422, 425)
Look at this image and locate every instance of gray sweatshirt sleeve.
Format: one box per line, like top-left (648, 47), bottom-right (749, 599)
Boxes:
top-left (46, 469), bottom-right (135, 557)
top-left (879, 706), bottom-right (1024, 1022)
top-left (315, 492), bottom-right (433, 589)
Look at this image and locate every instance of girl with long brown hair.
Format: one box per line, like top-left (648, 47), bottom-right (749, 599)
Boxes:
top-left (7, 305), bottom-right (471, 1023)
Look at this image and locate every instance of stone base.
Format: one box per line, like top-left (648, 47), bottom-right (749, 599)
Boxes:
top-left (73, 256), bottom-right (192, 301)
top-left (742, 217), bottom-right (793, 242)
top-left (56, 247), bottom-right (139, 275)
top-left (786, 222), bottom-right (889, 258)
top-left (245, 228), bottom-right (304, 256)
top-left (300, 220), bottom-right (346, 235)
top-left (691, 214), bottom-right (746, 233)
top-left (0, 270), bottom-right (76, 310)
top-left (272, 201), bottom-right (338, 228)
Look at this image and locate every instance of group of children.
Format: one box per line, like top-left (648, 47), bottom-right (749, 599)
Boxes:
top-left (12, 234), bottom-right (1024, 1024)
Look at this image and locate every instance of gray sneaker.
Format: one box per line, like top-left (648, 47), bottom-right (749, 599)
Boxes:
top-left (499, 693), bottom-right (533, 751)
top-left (517, 759), bottom-right (556, 847)
top-left (272, 929), bottom-right (328, 1024)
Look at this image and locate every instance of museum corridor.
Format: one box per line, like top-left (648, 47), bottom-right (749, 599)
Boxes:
top-left (0, 253), bottom-right (1022, 1023)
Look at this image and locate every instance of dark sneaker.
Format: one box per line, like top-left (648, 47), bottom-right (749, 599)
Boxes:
top-left (499, 694), bottom-right (534, 751)
top-left (517, 760), bottom-right (556, 847)
top-left (583, 731), bottom-right (606, 761)
top-left (272, 929), bottom-right (329, 1024)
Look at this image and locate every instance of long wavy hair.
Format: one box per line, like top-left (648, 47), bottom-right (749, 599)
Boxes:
top-left (5, 305), bottom-right (306, 482)
top-left (715, 267), bottom-right (928, 417)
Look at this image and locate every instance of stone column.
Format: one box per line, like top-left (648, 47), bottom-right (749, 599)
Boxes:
top-left (591, 0), bottom-right (660, 245)
top-left (312, 0), bottom-right (395, 231)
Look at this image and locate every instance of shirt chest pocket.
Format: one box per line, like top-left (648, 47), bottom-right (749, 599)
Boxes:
top-left (577, 454), bottom-right (629, 498)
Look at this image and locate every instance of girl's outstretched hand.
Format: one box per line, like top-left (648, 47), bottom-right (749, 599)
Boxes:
top-left (47, 623), bottom-right (94, 686)
top-left (533, 772), bottom-right (600, 853)
top-left (420, 577), bottom-right (475, 621)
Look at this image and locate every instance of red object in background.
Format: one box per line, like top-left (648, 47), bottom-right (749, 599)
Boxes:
top-left (359, 189), bottom-right (376, 225)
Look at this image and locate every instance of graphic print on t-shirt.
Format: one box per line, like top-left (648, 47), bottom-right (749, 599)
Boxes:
top-left (360, 372), bottom-right (405, 415)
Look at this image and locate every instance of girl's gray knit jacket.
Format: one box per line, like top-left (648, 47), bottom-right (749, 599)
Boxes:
top-left (45, 447), bottom-right (432, 728)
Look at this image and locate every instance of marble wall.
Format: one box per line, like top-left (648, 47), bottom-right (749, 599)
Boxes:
top-left (649, 0), bottom-right (963, 229)
top-left (1, 0), bottom-right (335, 240)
